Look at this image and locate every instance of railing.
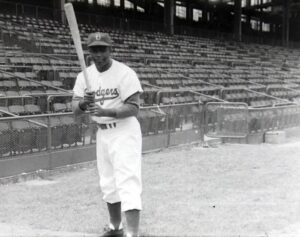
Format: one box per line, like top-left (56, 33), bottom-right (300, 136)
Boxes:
top-left (1, 101), bottom-right (300, 159)
top-left (0, 102), bottom-right (204, 159)
top-left (205, 102), bottom-right (300, 138)
top-left (248, 105), bottom-right (300, 133)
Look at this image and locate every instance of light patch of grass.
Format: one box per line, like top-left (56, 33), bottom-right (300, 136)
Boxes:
top-left (1, 141), bottom-right (300, 236)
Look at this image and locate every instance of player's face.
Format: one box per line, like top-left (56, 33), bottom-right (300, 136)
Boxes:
top-left (88, 46), bottom-right (111, 71)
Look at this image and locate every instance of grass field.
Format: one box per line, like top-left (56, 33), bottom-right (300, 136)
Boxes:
top-left (1, 138), bottom-right (300, 237)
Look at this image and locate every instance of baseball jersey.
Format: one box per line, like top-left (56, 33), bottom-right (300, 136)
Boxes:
top-left (73, 59), bottom-right (143, 123)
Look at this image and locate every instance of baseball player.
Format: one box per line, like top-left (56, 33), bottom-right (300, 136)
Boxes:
top-left (72, 32), bottom-right (143, 237)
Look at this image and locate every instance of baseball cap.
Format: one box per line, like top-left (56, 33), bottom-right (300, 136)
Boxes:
top-left (86, 32), bottom-right (112, 47)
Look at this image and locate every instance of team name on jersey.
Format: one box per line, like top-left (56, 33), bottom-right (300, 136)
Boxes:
top-left (85, 87), bottom-right (120, 105)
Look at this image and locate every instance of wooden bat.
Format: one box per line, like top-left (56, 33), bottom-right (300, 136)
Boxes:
top-left (64, 3), bottom-right (91, 91)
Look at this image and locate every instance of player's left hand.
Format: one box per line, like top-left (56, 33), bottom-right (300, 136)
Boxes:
top-left (88, 103), bottom-right (106, 117)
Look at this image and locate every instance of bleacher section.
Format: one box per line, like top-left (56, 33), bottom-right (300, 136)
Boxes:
top-left (0, 12), bottom-right (300, 158)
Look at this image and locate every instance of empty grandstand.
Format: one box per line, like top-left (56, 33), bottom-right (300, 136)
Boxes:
top-left (0, 0), bottom-right (299, 177)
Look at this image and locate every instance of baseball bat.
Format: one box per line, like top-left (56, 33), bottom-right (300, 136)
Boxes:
top-left (64, 3), bottom-right (91, 91)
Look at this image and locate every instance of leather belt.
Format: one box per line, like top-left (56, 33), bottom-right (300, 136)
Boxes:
top-left (97, 122), bottom-right (117, 130)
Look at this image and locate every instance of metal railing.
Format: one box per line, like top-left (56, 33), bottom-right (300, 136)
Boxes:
top-left (0, 102), bottom-right (205, 159)
top-left (205, 102), bottom-right (300, 138)
top-left (1, 101), bottom-right (300, 159)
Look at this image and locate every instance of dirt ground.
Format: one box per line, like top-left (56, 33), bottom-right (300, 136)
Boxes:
top-left (1, 138), bottom-right (300, 237)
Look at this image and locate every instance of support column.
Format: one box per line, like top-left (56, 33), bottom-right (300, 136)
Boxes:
top-left (120, 0), bottom-right (124, 10)
top-left (134, 2), bottom-right (137, 12)
top-left (144, 0), bottom-right (151, 16)
top-left (259, 0), bottom-right (263, 33)
top-left (164, 0), bottom-right (174, 35)
top-left (186, 2), bottom-right (193, 23)
top-left (54, 0), bottom-right (65, 23)
top-left (203, 0), bottom-right (209, 22)
top-left (245, 0), bottom-right (251, 33)
top-left (120, 0), bottom-right (124, 17)
top-left (234, 0), bottom-right (242, 41)
top-left (282, 0), bottom-right (290, 47)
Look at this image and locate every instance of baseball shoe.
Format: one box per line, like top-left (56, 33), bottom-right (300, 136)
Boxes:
top-left (99, 224), bottom-right (124, 237)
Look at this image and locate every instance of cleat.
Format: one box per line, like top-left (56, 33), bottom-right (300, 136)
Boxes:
top-left (100, 224), bottom-right (124, 237)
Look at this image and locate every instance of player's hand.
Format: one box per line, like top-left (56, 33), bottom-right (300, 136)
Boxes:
top-left (88, 103), bottom-right (106, 117)
top-left (79, 91), bottom-right (95, 111)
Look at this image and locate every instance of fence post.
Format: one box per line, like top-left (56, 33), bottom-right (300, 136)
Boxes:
top-left (165, 106), bottom-right (171, 148)
top-left (199, 102), bottom-right (205, 143)
top-left (46, 116), bottom-right (52, 151)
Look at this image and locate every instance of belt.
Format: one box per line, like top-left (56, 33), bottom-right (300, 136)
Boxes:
top-left (97, 122), bottom-right (117, 130)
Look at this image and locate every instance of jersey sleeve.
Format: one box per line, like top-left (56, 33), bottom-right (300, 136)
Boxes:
top-left (119, 69), bottom-right (143, 102)
top-left (73, 73), bottom-right (85, 98)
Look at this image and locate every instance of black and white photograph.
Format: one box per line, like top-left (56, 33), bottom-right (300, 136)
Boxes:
top-left (0, 0), bottom-right (300, 236)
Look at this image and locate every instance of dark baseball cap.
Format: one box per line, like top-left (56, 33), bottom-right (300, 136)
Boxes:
top-left (86, 32), bottom-right (112, 47)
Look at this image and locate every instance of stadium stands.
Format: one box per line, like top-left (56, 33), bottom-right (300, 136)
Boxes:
top-left (0, 11), bottom-right (300, 158)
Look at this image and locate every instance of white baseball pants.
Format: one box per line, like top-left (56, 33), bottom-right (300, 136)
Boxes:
top-left (96, 117), bottom-right (142, 212)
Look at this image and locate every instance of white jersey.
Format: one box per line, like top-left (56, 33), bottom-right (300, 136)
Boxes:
top-left (73, 59), bottom-right (143, 123)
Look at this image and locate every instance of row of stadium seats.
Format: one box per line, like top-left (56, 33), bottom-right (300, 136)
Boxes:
top-left (0, 104), bottom-right (41, 116)
top-left (0, 101), bottom-right (72, 115)
top-left (0, 12), bottom-right (300, 110)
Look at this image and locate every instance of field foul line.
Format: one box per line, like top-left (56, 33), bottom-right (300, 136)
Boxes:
top-left (0, 223), bottom-right (97, 237)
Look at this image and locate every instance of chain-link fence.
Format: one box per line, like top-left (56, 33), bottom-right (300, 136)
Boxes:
top-left (139, 102), bottom-right (204, 149)
top-left (2, 102), bottom-right (300, 159)
top-left (248, 105), bottom-right (300, 133)
top-left (0, 113), bottom-right (93, 159)
top-left (205, 102), bottom-right (249, 138)
top-left (0, 102), bottom-right (204, 159)
top-left (205, 102), bottom-right (300, 138)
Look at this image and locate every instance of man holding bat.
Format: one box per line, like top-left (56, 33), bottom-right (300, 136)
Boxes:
top-left (72, 32), bottom-right (143, 237)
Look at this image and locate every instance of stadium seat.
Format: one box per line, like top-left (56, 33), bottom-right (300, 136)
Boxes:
top-left (0, 92), bottom-right (7, 107)
top-left (53, 103), bottom-right (67, 112)
top-left (30, 90), bottom-right (48, 112)
top-left (30, 81), bottom-right (43, 90)
top-left (19, 90), bottom-right (34, 105)
top-left (8, 105), bottom-right (27, 116)
top-left (6, 91), bottom-right (22, 106)
top-left (65, 102), bottom-right (72, 112)
top-left (24, 104), bottom-right (41, 114)
top-left (18, 80), bottom-right (32, 89)
top-left (15, 72), bottom-right (26, 78)
top-left (0, 104), bottom-right (8, 114)
top-left (41, 80), bottom-right (53, 88)
top-left (3, 80), bottom-right (17, 90)
top-left (161, 97), bottom-right (171, 105)
top-left (25, 72), bottom-right (37, 80)
top-left (52, 80), bottom-right (63, 88)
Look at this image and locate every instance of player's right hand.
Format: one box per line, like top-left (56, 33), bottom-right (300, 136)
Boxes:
top-left (79, 91), bottom-right (95, 111)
